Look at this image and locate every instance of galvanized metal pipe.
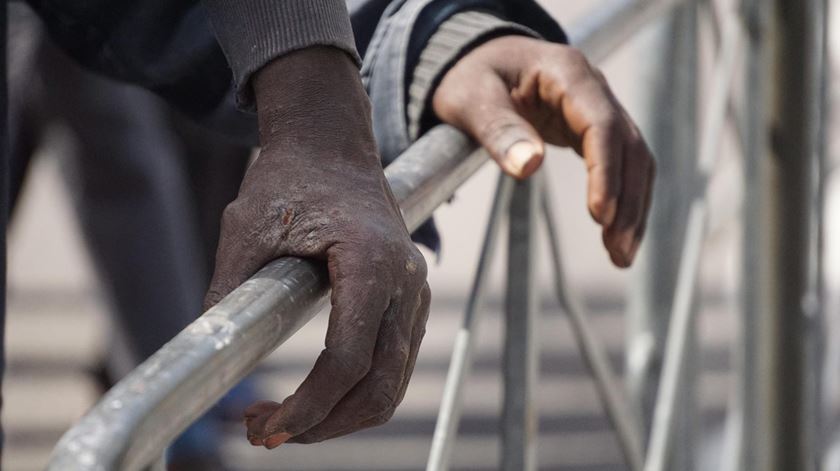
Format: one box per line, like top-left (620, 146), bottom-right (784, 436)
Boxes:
top-left (426, 174), bottom-right (513, 471)
top-left (624, 3), bottom-right (698, 466)
top-left (644, 9), bottom-right (745, 471)
top-left (815, 0), bottom-right (831, 466)
top-left (736, 0), bottom-right (771, 468)
top-left (568, 0), bottom-right (685, 63)
top-left (758, 0), bottom-right (821, 469)
top-left (46, 126), bottom-right (485, 471)
top-left (501, 177), bottom-right (540, 471)
top-left (541, 182), bottom-right (645, 471)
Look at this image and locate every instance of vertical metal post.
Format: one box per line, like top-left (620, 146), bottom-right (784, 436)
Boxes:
top-left (427, 175), bottom-right (513, 471)
top-left (814, 0), bottom-right (831, 467)
top-left (741, 0), bottom-right (820, 470)
top-left (769, 0), bottom-right (820, 469)
top-left (738, 0), bottom-right (771, 469)
top-left (542, 184), bottom-right (644, 471)
top-left (626, 1), bottom-right (698, 467)
top-left (501, 177), bottom-right (540, 471)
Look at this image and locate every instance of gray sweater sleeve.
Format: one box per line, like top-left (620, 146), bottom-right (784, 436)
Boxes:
top-left (407, 11), bottom-right (539, 140)
top-left (203, 0), bottom-right (361, 110)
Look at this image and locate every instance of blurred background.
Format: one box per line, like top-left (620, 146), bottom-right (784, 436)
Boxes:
top-left (4, 0), bottom-right (839, 470)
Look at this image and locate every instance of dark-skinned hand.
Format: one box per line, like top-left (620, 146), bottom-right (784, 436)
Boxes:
top-left (204, 47), bottom-right (430, 448)
top-left (433, 35), bottom-right (656, 267)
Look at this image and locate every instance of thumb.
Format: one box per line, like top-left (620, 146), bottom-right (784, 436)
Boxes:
top-left (432, 49), bottom-right (544, 179)
top-left (463, 98), bottom-right (545, 179)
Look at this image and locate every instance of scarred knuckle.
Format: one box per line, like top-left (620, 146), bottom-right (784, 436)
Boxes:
top-left (402, 248), bottom-right (428, 286)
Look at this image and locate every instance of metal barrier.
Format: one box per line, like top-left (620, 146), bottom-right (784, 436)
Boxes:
top-left (47, 0), bottom-right (830, 470)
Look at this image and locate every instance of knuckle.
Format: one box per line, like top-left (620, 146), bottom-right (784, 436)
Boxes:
top-left (594, 112), bottom-right (623, 136)
top-left (367, 236), bottom-right (428, 290)
top-left (324, 348), bottom-right (372, 385)
top-left (433, 88), bottom-right (467, 120)
top-left (558, 45), bottom-right (587, 66)
top-left (589, 192), bottom-right (612, 215)
top-left (550, 47), bottom-right (595, 85)
top-left (221, 199), bottom-right (247, 226)
top-left (402, 248), bottom-right (428, 286)
top-left (365, 382), bottom-right (401, 416)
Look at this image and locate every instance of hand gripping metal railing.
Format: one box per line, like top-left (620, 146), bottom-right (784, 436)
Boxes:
top-left (48, 0), bottom-right (831, 470)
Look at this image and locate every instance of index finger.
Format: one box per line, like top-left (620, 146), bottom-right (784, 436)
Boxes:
top-left (542, 69), bottom-right (627, 227)
top-left (255, 253), bottom-right (391, 444)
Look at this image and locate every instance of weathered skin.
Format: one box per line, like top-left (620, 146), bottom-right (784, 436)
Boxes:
top-left (433, 36), bottom-right (656, 268)
top-left (211, 35), bottom-right (656, 450)
top-left (205, 47), bottom-right (429, 448)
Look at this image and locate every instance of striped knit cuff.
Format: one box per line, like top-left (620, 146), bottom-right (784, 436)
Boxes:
top-left (204, 0), bottom-right (361, 111)
top-left (407, 11), bottom-right (539, 140)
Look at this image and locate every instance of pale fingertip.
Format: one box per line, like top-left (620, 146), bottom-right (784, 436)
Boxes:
top-left (505, 141), bottom-right (543, 179)
top-left (264, 431), bottom-right (293, 450)
top-left (602, 199), bottom-right (617, 227)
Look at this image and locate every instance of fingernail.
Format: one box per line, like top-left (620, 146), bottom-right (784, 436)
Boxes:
top-left (264, 432), bottom-right (293, 450)
top-left (505, 141), bottom-right (542, 178)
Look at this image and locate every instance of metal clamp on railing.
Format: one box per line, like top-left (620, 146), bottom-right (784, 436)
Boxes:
top-left (46, 126), bottom-right (486, 471)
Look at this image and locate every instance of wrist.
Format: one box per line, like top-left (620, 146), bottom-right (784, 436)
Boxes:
top-left (253, 47), bottom-right (380, 169)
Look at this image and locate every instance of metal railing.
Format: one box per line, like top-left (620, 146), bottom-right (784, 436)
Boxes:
top-left (48, 0), bottom-right (831, 470)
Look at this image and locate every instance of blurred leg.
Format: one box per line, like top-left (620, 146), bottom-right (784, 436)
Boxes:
top-left (34, 35), bottom-right (226, 470)
top-left (169, 114), bottom-right (251, 283)
top-left (37, 39), bottom-right (206, 362)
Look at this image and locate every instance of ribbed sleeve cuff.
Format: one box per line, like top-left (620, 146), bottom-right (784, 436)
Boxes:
top-left (204, 0), bottom-right (361, 110)
top-left (407, 11), bottom-right (539, 140)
